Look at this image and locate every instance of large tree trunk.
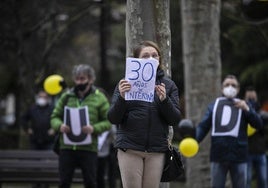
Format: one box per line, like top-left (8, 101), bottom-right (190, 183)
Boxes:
top-left (126, 0), bottom-right (171, 76)
top-left (181, 0), bottom-right (222, 187)
top-left (126, 1), bottom-right (171, 187)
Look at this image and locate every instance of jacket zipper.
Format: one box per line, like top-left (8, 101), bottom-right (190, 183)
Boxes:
top-left (145, 103), bottom-right (152, 151)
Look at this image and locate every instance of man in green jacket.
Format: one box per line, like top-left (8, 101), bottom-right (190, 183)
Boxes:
top-left (51, 64), bottom-right (111, 188)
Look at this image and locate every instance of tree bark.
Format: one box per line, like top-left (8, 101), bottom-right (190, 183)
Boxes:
top-left (181, 0), bottom-right (222, 187)
top-left (126, 0), bottom-right (171, 76)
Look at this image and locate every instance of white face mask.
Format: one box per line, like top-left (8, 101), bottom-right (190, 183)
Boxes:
top-left (148, 57), bottom-right (159, 67)
top-left (223, 86), bottom-right (237, 98)
top-left (36, 97), bottom-right (48, 106)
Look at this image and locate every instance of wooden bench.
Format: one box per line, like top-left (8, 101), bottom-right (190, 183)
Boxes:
top-left (0, 150), bottom-right (83, 186)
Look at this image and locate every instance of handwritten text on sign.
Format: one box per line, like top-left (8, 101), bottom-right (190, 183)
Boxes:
top-left (125, 57), bottom-right (159, 102)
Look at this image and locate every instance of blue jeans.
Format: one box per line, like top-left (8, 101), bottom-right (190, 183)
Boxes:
top-left (247, 154), bottom-right (267, 188)
top-left (211, 162), bottom-right (247, 188)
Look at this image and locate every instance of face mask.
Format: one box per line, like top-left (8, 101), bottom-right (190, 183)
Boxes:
top-left (223, 86), bottom-right (237, 98)
top-left (36, 97), bottom-right (48, 106)
top-left (75, 82), bottom-right (88, 91)
top-left (248, 99), bottom-right (260, 111)
top-left (248, 98), bottom-right (256, 103)
top-left (148, 57), bottom-right (159, 67)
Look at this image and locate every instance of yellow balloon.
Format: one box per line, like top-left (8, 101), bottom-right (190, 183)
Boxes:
top-left (179, 138), bottom-right (199, 158)
top-left (43, 75), bottom-right (64, 95)
top-left (247, 124), bottom-right (256, 137)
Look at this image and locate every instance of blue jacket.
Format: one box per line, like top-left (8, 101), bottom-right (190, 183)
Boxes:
top-left (196, 97), bottom-right (263, 162)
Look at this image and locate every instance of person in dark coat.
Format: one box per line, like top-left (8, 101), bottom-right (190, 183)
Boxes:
top-left (108, 40), bottom-right (181, 188)
top-left (196, 75), bottom-right (263, 188)
top-left (22, 90), bottom-right (55, 150)
top-left (21, 90), bottom-right (55, 188)
top-left (245, 87), bottom-right (267, 188)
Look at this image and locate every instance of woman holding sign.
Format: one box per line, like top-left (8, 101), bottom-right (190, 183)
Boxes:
top-left (108, 41), bottom-right (181, 188)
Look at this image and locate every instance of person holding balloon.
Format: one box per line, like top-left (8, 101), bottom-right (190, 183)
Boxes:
top-left (50, 64), bottom-right (111, 188)
top-left (244, 87), bottom-right (267, 188)
top-left (195, 75), bottom-right (263, 188)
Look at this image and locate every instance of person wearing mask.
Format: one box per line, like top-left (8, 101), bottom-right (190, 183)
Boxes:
top-left (108, 40), bottom-right (181, 188)
top-left (22, 90), bottom-right (55, 150)
top-left (245, 87), bottom-right (267, 188)
top-left (50, 64), bottom-right (111, 188)
top-left (196, 75), bottom-right (263, 188)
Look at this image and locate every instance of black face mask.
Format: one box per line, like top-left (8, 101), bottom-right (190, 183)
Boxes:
top-left (248, 99), bottom-right (260, 111)
top-left (75, 82), bottom-right (88, 92)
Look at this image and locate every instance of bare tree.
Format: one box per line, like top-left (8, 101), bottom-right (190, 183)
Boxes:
top-left (181, 0), bottom-right (222, 187)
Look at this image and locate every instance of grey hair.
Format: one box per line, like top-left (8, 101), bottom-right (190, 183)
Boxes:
top-left (72, 64), bottom-right (96, 81)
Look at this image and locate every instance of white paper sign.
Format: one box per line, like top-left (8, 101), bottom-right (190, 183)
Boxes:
top-left (212, 97), bottom-right (242, 137)
top-left (125, 57), bottom-right (159, 102)
top-left (63, 106), bottom-right (92, 145)
top-left (98, 131), bottom-right (109, 151)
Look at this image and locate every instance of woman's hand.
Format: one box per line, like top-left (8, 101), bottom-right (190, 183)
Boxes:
top-left (119, 79), bottom-right (131, 99)
top-left (155, 83), bottom-right (166, 101)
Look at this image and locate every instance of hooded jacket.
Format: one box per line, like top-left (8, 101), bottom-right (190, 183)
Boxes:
top-left (108, 69), bottom-right (181, 153)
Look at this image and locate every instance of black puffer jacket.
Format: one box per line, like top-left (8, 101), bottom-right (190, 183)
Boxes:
top-left (108, 70), bottom-right (181, 153)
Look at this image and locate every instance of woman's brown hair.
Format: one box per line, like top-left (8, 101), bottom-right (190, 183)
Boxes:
top-left (133, 40), bottom-right (164, 70)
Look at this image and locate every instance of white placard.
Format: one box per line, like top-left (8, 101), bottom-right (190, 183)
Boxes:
top-left (63, 106), bottom-right (92, 145)
top-left (212, 97), bottom-right (242, 137)
top-left (98, 131), bottom-right (109, 151)
top-left (125, 57), bottom-right (159, 102)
